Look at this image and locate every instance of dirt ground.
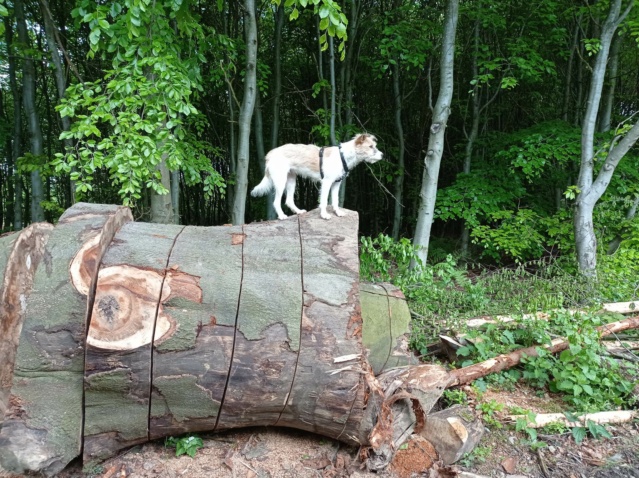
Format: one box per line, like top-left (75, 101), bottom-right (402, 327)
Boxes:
top-left (1, 398), bottom-right (638, 478)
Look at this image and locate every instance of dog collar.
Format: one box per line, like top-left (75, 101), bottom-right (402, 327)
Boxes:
top-left (319, 145), bottom-right (349, 182)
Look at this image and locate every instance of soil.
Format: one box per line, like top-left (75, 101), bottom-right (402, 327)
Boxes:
top-left (1, 383), bottom-right (637, 478)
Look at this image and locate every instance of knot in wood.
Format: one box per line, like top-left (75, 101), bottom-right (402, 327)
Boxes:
top-left (430, 123), bottom-right (441, 134)
top-left (97, 295), bottom-right (120, 326)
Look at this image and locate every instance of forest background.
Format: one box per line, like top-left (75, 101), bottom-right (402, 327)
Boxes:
top-left (1, 0), bottom-right (639, 315)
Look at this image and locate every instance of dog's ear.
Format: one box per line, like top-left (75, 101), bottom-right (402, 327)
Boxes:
top-left (354, 134), bottom-right (368, 145)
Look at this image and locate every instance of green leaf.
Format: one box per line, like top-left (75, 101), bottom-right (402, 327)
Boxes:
top-left (571, 427), bottom-right (587, 444)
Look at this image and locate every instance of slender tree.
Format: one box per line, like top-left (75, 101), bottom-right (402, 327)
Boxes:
top-left (574, 0), bottom-right (638, 276)
top-left (15, 0), bottom-right (45, 222)
top-left (412, 0), bottom-right (459, 267)
top-left (231, 0), bottom-right (258, 225)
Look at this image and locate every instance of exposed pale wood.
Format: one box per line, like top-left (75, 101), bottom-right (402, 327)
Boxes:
top-left (0, 225), bottom-right (52, 424)
top-left (83, 222), bottom-right (183, 465)
top-left (507, 410), bottom-right (637, 428)
top-left (465, 301), bottom-right (639, 328)
top-left (449, 316), bottom-right (639, 387)
top-left (0, 204), bottom-right (131, 476)
top-left (419, 405), bottom-right (484, 465)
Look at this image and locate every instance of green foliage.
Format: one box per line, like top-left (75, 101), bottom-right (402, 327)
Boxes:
top-left (477, 399), bottom-right (504, 429)
top-left (283, 0), bottom-right (348, 60)
top-left (165, 435), bottom-right (204, 458)
top-left (441, 388), bottom-right (468, 407)
top-left (459, 311), bottom-right (637, 411)
top-left (459, 445), bottom-right (491, 468)
top-left (53, 0), bottom-right (224, 205)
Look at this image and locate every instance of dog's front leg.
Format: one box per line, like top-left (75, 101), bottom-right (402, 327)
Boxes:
top-left (319, 180), bottom-right (333, 220)
top-left (330, 182), bottom-right (345, 217)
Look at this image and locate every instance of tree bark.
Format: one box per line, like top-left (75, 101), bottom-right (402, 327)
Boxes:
top-left (15, 0), bottom-right (45, 223)
top-left (412, 0), bottom-right (459, 267)
top-left (0, 204), bottom-right (430, 475)
top-left (391, 61), bottom-right (405, 240)
top-left (0, 203), bottom-right (132, 476)
top-left (40, 0), bottom-right (75, 202)
top-left (4, 16), bottom-right (23, 230)
top-left (231, 0), bottom-right (258, 225)
top-left (598, 31), bottom-right (622, 133)
top-left (574, 0), bottom-right (636, 276)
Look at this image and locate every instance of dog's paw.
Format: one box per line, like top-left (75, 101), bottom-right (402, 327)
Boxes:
top-left (296, 209), bottom-right (307, 214)
top-left (320, 212), bottom-right (332, 220)
top-left (334, 209), bottom-right (345, 217)
top-left (278, 214), bottom-right (288, 220)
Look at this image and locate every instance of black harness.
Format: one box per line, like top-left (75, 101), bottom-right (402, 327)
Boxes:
top-left (319, 145), bottom-right (350, 182)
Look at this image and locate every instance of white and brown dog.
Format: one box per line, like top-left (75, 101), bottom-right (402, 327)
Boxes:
top-left (251, 133), bottom-right (383, 220)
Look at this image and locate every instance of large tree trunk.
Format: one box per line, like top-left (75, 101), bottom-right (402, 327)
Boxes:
top-left (0, 203), bottom-right (133, 475)
top-left (231, 0), bottom-right (258, 225)
top-left (412, 0), bottom-right (459, 267)
top-left (0, 204), bottom-right (431, 476)
top-left (574, 0), bottom-right (636, 276)
top-left (15, 0), bottom-right (45, 223)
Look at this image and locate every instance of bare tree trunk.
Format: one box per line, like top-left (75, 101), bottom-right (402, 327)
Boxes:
top-left (329, 36), bottom-right (337, 146)
top-left (562, 16), bottom-right (581, 122)
top-left (338, 0), bottom-right (359, 207)
top-left (150, 158), bottom-right (175, 224)
top-left (598, 31), bottom-right (622, 133)
top-left (391, 62), bottom-right (405, 240)
top-left (40, 0), bottom-right (75, 202)
top-left (574, 0), bottom-right (636, 277)
top-left (4, 16), bottom-right (23, 230)
top-left (15, 0), bottom-right (45, 223)
top-left (460, 17), bottom-right (481, 257)
top-left (271, 3), bottom-right (284, 149)
top-left (231, 0), bottom-right (257, 225)
top-left (170, 170), bottom-right (180, 224)
top-left (412, 0), bottom-right (459, 267)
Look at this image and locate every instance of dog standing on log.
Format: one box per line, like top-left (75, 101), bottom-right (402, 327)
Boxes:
top-left (251, 133), bottom-right (383, 220)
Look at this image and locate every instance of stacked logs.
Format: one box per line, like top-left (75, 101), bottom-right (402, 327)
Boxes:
top-left (0, 203), bottom-right (444, 476)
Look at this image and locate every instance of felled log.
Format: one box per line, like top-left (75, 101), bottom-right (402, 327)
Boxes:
top-left (0, 204), bottom-right (439, 476)
top-left (448, 315), bottom-right (639, 387)
top-left (506, 410), bottom-right (638, 428)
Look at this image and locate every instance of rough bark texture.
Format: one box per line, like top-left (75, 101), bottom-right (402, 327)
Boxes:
top-left (0, 203), bottom-right (132, 476)
top-left (0, 204), bottom-right (434, 475)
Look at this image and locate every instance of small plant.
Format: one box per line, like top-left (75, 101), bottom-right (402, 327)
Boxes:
top-left (566, 415), bottom-right (613, 444)
top-left (459, 445), bottom-right (492, 468)
top-left (165, 435), bottom-right (204, 458)
top-left (442, 388), bottom-right (468, 407)
top-left (477, 399), bottom-right (504, 429)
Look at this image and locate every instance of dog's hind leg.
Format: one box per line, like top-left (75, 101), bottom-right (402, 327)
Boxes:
top-left (330, 182), bottom-right (345, 217)
top-left (285, 174), bottom-right (306, 215)
top-left (271, 169), bottom-right (288, 220)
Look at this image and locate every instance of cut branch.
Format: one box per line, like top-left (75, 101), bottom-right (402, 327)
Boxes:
top-left (448, 316), bottom-right (639, 387)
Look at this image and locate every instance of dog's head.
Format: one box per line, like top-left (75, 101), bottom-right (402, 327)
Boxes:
top-left (353, 134), bottom-right (384, 163)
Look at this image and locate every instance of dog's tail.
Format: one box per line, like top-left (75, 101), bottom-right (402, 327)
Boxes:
top-left (251, 173), bottom-right (273, 197)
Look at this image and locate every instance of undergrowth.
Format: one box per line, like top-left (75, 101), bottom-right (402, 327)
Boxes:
top-left (360, 233), bottom-right (639, 412)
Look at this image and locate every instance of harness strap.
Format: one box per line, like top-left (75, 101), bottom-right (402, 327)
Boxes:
top-left (319, 145), bottom-right (349, 182)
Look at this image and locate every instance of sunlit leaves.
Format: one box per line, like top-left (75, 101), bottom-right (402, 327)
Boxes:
top-left (56, 0), bottom-right (224, 205)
